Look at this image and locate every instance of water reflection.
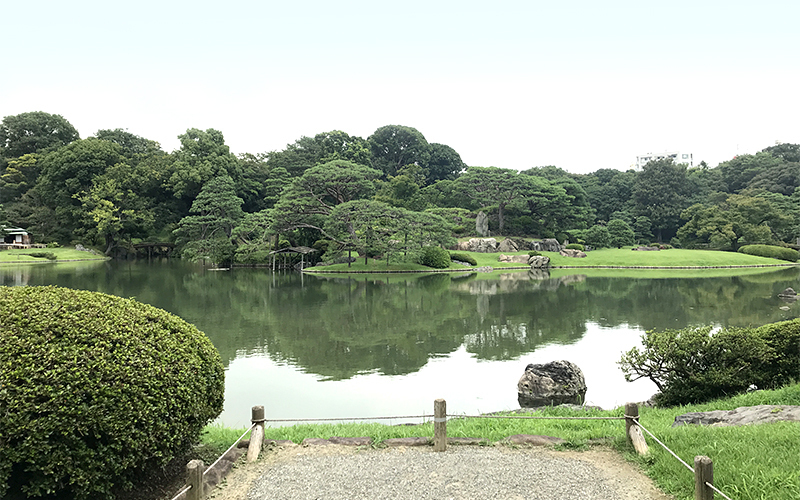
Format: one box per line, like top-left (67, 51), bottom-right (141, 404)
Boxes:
top-left (1, 261), bottom-right (798, 424)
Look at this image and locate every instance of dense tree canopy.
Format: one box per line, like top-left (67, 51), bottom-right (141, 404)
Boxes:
top-left (368, 125), bottom-right (431, 178)
top-left (632, 159), bottom-right (690, 241)
top-left (0, 111), bottom-right (79, 161)
top-left (3, 110), bottom-right (798, 262)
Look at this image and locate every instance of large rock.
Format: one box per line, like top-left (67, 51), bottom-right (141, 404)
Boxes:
top-left (528, 255), bottom-right (550, 268)
top-left (559, 248), bottom-right (587, 258)
top-left (497, 239), bottom-right (519, 253)
top-left (476, 211), bottom-right (489, 237)
top-left (517, 361), bottom-right (587, 407)
top-left (498, 254), bottom-right (529, 263)
top-left (507, 238), bottom-right (562, 253)
top-left (458, 238), bottom-right (498, 253)
top-left (672, 405), bottom-right (800, 427)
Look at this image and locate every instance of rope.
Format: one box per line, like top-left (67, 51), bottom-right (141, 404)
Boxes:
top-left (706, 481), bottom-right (733, 500)
top-left (203, 423), bottom-right (256, 477)
top-left (632, 421), bottom-right (694, 472)
top-left (633, 421), bottom-right (735, 499)
top-left (455, 414), bottom-right (625, 421)
top-left (263, 414), bottom-right (432, 422)
top-left (169, 485), bottom-right (190, 500)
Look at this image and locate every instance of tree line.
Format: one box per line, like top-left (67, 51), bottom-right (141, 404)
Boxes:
top-left (1, 111), bottom-right (798, 263)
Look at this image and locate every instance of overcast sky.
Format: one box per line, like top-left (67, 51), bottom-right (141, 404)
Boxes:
top-left (3, 1), bottom-right (798, 174)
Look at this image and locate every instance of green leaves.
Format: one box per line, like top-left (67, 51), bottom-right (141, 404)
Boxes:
top-left (619, 320), bottom-right (800, 406)
top-left (0, 286), bottom-right (224, 499)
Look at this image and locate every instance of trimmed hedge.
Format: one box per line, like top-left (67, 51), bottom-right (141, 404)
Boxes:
top-left (0, 286), bottom-right (224, 499)
top-left (565, 243), bottom-right (584, 251)
top-left (738, 244), bottom-right (799, 262)
top-left (449, 252), bottom-right (477, 266)
top-left (418, 246), bottom-right (451, 269)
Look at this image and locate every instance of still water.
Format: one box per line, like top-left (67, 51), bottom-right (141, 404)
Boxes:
top-left (2, 261), bottom-right (798, 427)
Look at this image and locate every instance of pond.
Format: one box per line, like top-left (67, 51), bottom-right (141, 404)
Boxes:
top-left (2, 260), bottom-right (798, 427)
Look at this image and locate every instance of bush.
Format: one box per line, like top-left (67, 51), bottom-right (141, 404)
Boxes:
top-left (0, 287), bottom-right (224, 499)
top-left (449, 252), bottom-right (477, 266)
top-left (418, 246), bottom-right (451, 269)
top-left (565, 243), bottom-right (584, 251)
top-left (619, 319), bottom-right (800, 406)
top-left (528, 250), bottom-right (541, 257)
top-left (24, 252), bottom-right (57, 260)
top-left (584, 225), bottom-right (610, 249)
top-left (755, 319), bottom-right (800, 384)
top-left (738, 244), bottom-right (799, 262)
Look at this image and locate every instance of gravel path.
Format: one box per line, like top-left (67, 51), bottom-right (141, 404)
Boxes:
top-left (230, 445), bottom-right (672, 500)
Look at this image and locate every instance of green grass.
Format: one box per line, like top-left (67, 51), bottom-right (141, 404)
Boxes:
top-left (0, 247), bottom-right (107, 263)
top-left (306, 247), bottom-right (796, 274)
top-left (202, 383), bottom-right (800, 500)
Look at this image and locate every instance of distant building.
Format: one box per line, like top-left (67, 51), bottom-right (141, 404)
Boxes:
top-left (635, 151), bottom-right (694, 170)
top-left (1, 226), bottom-right (32, 246)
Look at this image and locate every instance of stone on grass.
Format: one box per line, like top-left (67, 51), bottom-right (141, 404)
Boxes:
top-left (497, 239), bottom-right (519, 253)
top-left (559, 248), bottom-right (587, 258)
top-left (672, 405), bottom-right (800, 427)
top-left (529, 255), bottom-right (550, 268)
top-left (476, 211), bottom-right (489, 237)
top-left (517, 361), bottom-right (587, 408)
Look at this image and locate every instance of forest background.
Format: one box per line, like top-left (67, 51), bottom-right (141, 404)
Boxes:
top-left (1, 111), bottom-right (799, 265)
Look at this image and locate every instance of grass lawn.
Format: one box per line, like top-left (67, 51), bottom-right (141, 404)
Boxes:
top-left (306, 247), bottom-right (796, 274)
top-left (203, 383), bottom-right (800, 500)
top-left (0, 247), bottom-right (108, 263)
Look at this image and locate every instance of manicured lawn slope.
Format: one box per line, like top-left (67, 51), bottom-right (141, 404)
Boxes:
top-left (306, 248), bottom-right (796, 273)
top-left (0, 247), bottom-right (107, 263)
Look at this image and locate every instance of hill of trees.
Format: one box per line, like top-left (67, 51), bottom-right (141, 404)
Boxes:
top-left (2, 111), bottom-right (798, 264)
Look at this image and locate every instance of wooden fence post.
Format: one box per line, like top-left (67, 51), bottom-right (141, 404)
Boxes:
top-left (434, 399), bottom-right (447, 452)
top-left (186, 459), bottom-right (204, 500)
top-left (694, 455), bottom-right (714, 500)
top-left (247, 405), bottom-right (265, 463)
top-left (624, 402), bottom-right (648, 455)
top-left (625, 402), bottom-right (638, 446)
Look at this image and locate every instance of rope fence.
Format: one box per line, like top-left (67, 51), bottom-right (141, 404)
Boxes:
top-left (170, 400), bottom-right (735, 500)
top-left (633, 419), bottom-right (733, 500)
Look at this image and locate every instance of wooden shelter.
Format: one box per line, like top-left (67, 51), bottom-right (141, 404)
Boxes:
top-left (269, 246), bottom-right (317, 271)
top-left (1, 226), bottom-right (35, 249)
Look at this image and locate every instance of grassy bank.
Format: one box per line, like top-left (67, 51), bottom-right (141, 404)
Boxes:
top-left (305, 247), bottom-right (796, 273)
top-left (0, 247), bottom-right (107, 263)
top-left (202, 383), bottom-right (800, 500)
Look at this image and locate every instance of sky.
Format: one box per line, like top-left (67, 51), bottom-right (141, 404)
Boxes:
top-left (3, 0), bottom-right (799, 174)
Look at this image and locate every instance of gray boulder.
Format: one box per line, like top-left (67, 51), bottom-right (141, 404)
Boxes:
top-left (476, 211), bottom-right (489, 237)
top-left (528, 255), bottom-right (550, 268)
top-left (559, 248), bottom-right (587, 258)
top-left (517, 361), bottom-right (587, 408)
top-left (498, 254), bottom-right (529, 263)
top-left (673, 405), bottom-right (800, 427)
top-left (461, 238), bottom-right (498, 253)
top-left (497, 239), bottom-right (519, 253)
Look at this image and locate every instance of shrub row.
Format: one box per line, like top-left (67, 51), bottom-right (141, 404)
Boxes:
top-left (449, 252), bottom-right (477, 266)
top-left (738, 244), bottom-right (799, 262)
top-left (0, 286), bottom-right (224, 499)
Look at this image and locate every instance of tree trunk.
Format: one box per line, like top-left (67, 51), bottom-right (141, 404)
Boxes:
top-left (497, 203), bottom-right (505, 235)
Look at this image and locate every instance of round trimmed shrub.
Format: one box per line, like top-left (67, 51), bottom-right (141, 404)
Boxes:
top-left (565, 243), bottom-right (584, 251)
top-left (449, 252), bottom-right (477, 266)
top-left (418, 246), bottom-right (451, 269)
top-left (738, 244), bottom-right (799, 262)
top-left (0, 286), bottom-right (224, 499)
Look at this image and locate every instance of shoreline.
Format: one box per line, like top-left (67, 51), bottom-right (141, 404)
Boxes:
top-left (303, 263), bottom-right (799, 274)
